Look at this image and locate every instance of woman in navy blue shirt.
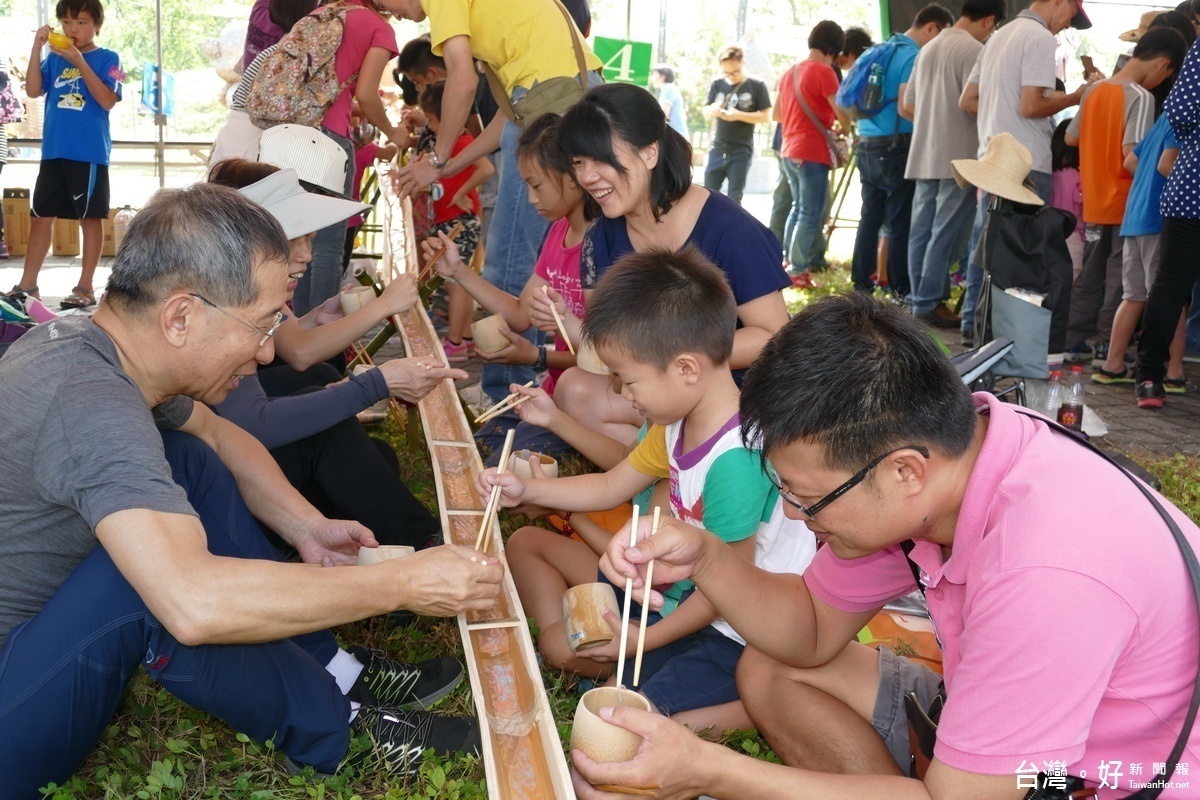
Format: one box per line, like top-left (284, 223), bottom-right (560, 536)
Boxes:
top-left (1135, 38), bottom-right (1200, 408)
top-left (560, 83), bottom-right (791, 370)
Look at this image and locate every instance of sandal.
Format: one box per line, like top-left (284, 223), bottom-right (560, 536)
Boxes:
top-left (1165, 376), bottom-right (1190, 395)
top-left (7, 284), bottom-right (39, 301)
top-left (60, 286), bottom-right (96, 310)
top-left (1090, 365), bottom-right (1134, 385)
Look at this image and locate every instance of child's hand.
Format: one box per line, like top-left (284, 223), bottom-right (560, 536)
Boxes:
top-left (46, 32), bottom-right (83, 66)
top-left (475, 325), bottom-right (539, 366)
top-left (33, 25), bottom-right (50, 48)
top-left (574, 608), bottom-right (640, 663)
top-left (509, 384), bottom-right (558, 430)
top-left (476, 467), bottom-right (527, 508)
top-left (402, 106), bottom-right (428, 131)
top-left (529, 285), bottom-right (569, 333)
top-left (419, 231), bottom-right (464, 278)
top-left (449, 189), bottom-right (473, 214)
top-left (378, 272), bottom-right (418, 315)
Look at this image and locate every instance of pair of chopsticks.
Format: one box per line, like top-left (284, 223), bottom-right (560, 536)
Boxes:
top-left (474, 428), bottom-right (516, 553)
top-left (418, 220), bottom-right (463, 284)
top-left (542, 285), bottom-right (575, 355)
top-left (474, 381), bottom-right (533, 424)
top-left (352, 342), bottom-right (407, 427)
top-left (616, 505), bottom-right (661, 690)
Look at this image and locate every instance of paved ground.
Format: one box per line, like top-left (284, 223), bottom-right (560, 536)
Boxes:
top-left (6, 230), bottom-right (1199, 461)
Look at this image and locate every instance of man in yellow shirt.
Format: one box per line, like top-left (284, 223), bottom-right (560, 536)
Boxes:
top-left (392, 0), bottom-right (601, 409)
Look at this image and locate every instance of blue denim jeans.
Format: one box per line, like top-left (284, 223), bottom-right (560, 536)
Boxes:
top-left (850, 137), bottom-right (915, 296)
top-left (907, 178), bottom-right (977, 315)
top-left (781, 158), bottom-right (829, 270)
top-left (295, 127), bottom-right (355, 317)
top-left (0, 432), bottom-right (349, 795)
top-left (704, 145), bottom-right (753, 205)
top-left (480, 73), bottom-right (603, 403)
top-left (961, 171), bottom-right (1054, 336)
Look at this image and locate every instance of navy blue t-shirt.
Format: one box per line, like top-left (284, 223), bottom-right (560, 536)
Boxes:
top-left (580, 190), bottom-right (790, 302)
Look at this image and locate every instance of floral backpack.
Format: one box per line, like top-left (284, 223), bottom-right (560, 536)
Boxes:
top-left (244, 2), bottom-right (359, 130)
top-left (0, 59), bottom-right (25, 125)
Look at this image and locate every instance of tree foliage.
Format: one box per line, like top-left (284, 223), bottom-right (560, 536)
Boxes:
top-left (99, 0), bottom-right (241, 80)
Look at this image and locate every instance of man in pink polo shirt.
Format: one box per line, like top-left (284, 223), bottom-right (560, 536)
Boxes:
top-left (573, 293), bottom-right (1200, 800)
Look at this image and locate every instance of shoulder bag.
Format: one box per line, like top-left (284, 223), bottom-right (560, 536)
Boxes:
top-left (791, 64), bottom-right (849, 169)
top-left (482, 0), bottom-right (592, 128)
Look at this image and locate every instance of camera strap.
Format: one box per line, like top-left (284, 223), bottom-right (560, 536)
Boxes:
top-left (899, 408), bottom-right (1200, 799)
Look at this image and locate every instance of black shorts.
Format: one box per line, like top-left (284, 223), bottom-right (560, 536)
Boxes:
top-left (31, 159), bottom-right (110, 220)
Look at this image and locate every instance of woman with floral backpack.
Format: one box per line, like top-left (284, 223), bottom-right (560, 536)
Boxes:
top-left (250, 0), bottom-right (408, 316)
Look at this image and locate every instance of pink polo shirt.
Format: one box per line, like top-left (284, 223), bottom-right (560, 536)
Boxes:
top-left (806, 393), bottom-right (1200, 797)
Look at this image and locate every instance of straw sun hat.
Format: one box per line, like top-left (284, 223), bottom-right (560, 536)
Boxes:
top-left (951, 133), bottom-right (1044, 206)
top-left (1121, 9), bottom-right (1170, 42)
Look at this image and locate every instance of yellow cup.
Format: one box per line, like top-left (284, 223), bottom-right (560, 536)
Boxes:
top-left (47, 31), bottom-right (72, 49)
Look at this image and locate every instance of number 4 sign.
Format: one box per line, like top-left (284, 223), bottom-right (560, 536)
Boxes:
top-left (592, 36), bottom-right (653, 86)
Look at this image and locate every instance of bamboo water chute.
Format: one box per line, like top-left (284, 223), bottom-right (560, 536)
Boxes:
top-left (378, 183), bottom-right (574, 799)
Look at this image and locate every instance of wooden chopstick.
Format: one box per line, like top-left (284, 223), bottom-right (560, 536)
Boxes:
top-left (476, 394), bottom-right (532, 425)
top-left (542, 285), bottom-right (575, 355)
top-left (615, 504), bottom-right (640, 690)
top-left (474, 428), bottom-right (516, 552)
top-left (632, 506), bottom-right (661, 687)
top-left (473, 381), bottom-right (534, 423)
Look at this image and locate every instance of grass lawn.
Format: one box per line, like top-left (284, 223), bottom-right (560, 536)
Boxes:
top-left (42, 266), bottom-right (1200, 797)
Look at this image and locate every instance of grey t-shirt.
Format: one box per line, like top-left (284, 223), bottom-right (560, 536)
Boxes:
top-left (905, 27), bottom-right (983, 181)
top-left (0, 317), bottom-right (197, 647)
top-left (970, 11), bottom-right (1058, 174)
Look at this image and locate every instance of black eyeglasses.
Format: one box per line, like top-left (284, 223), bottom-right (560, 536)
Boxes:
top-left (189, 293), bottom-right (284, 348)
top-left (766, 445), bottom-right (931, 520)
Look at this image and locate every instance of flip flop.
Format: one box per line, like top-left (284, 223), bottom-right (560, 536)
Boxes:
top-left (59, 286), bottom-right (96, 310)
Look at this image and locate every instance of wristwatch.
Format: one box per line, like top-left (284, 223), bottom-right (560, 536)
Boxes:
top-left (429, 151), bottom-right (447, 172)
top-left (532, 345), bottom-right (548, 372)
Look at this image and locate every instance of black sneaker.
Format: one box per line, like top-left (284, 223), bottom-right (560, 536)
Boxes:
top-left (348, 646), bottom-right (464, 709)
top-left (1136, 380), bottom-right (1165, 409)
top-left (355, 706), bottom-right (482, 776)
top-left (961, 329), bottom-right (975, 348)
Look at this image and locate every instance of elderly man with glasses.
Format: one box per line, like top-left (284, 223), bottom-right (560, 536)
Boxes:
top-left (573, 293), bottom-right (1200, 800)
top-left (0, 183), bottom-right (503, 795)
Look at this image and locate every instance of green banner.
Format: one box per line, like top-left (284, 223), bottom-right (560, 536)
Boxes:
top-left (592, 36), bottom-right (653, 86)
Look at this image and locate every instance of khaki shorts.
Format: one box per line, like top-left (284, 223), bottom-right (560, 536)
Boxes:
top-left (1122, 234), bottom-right (1161, 302)
top-left (871, 645), bottom-right (945, 776)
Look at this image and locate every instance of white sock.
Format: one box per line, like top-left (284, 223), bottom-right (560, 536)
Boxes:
top-left (326, 647), bottom-right (365, 696)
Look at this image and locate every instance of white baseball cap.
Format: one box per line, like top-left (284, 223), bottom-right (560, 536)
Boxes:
top-left (258, 124), bottom-right (350, 196)
top-left (238, 169), bottom-right (370, 239)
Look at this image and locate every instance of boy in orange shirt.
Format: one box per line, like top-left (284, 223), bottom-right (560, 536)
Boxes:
top-left (1063, 28), bottom-right (1185, 364)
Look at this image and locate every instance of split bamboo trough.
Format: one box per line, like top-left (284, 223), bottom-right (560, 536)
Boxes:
top-left (378, 182), bottom-right (575, 799)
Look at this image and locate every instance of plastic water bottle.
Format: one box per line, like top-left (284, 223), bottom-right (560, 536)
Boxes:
top-left (862, 62), bottom-right (885, 112)
top-left (113, 205), bottom-right (136, 253)
top-left (1044, 370), bottom-right (1064, 418)
top-left (1057, 365), bottom-right (1085, 431)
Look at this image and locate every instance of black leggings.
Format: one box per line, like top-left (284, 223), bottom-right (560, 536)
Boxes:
top-left (1136, 216), bottom-right (1200, 383)
top-left (270, 416), bottom-right (440, 551)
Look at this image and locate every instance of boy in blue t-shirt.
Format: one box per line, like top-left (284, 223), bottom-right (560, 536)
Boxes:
top-left (11, 0), bottom-right (122, 310)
